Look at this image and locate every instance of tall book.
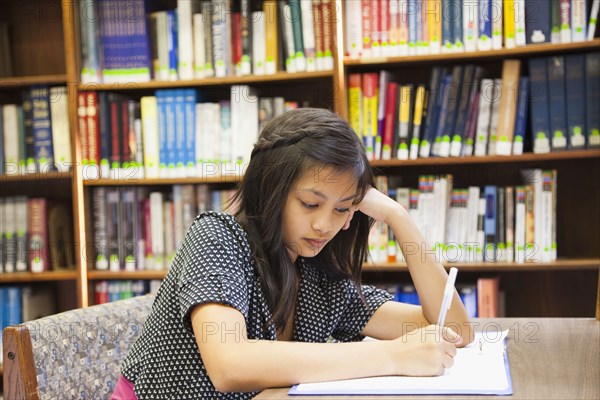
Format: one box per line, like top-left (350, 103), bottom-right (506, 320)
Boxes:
top-left (28, 198), bottom-right (48, 273)
top-left (585, 52), bottom-right (600, 148)
top-left (525, 0), bottom-right (552, 43)
top-left (512, 76), bottom-right (529, 155)
top-left (547, 56), bottom-right (569, 150)
top-left (31, 86), bottom-right (54, 172)
top-left (528, 58), bottom-right (551, 153)
top-left (564, 54), bottom-right (587, 149)
top-left (495, 60), bottom-right (521, 155)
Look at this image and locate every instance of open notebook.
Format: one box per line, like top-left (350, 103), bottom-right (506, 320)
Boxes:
top-left (289, 330), bottom-right (512, 396)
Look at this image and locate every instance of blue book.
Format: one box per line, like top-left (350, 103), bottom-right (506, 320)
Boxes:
top-left (547, 56), bottom-right (568, 151)
top-left (30, 86), bottom-right (55, 171)
top-left (525, 0), bottom-right (551, 44)
top-left (395, 285), bottom-right (420, 306)
top-left (512, 77), bottom-right (530, 155)
top-left (439, 65), bottom-right (465, 157)
top-left (432, 74), bottom-right (453, 156)
top-left (167, 10), bottom-right (179, 80)
top-left (184, 89), bottom-right (197, 173)
top-left (565, 54), bottom-right (587, 149)
top-left (451, 0), bottom-right (463, 50)
top-left (484, 185), bottom-right (497, 262)
top-left (156, 90), bottom-right (168, 175)
top-left (478, 0), bottom-right (492, 49)
top-left (528, 58), bottom-right (551, 154)
top-left (98, 92), bottom-right (111, 178)
top-left (164, 90), bottom-right (177, 174)
top-left (174, 89), bottom-right (186, 175)
top-left (458, 285), bottom-right (478, 318)
top-left (4, 286), bottom-right (22, 327)
top-left (408, 0), bottom-right (417, 53)
top-left (442, 0), bottom-right (454, 51)
top-left (420, 67), bottom-right (447, 158)
top-left (585, 52), bottom-right (600, 148)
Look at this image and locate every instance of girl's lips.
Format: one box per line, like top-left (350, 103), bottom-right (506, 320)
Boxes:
top-left (305, 238), bottom-right (327, 248)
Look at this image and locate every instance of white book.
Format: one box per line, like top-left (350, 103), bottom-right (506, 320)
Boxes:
top-left (487, 79), bottom-right (502, 156)
top-left (15, 196), bottom-right (28, 272)
top-left (522, 169), bottom-right (543, 263)
top-left (252, 11), bottom-right (266, 75)
top-left (475, 197), bottom-right (486, 263)
top-left (300, 0), bottom-right (316, 71)
top-left (149, 192), bottom-right (165, 270)
top-left (212, 0), bottom-right (232, 78)
top-left (3, 197), bottom-right (16, 273)
top-left (192, 13), bottom-right (206, 79)
top-left (178, 0), bottom-right (202, 80)
top-left (474, 79), bottom-right (494, 157)
top-left (153, 11), bottom-right (170, 81)
top-left (463, 0), bottom-right (479, 52)
top-left (571, 0), bottom-right (587, 42)
top-left (141, 96), bottom-right (159, 179)
top-left (49, 87), bottom-right (72, 172)
top-left (2, 104), bottom-right (19, 175)
top-left (561, 0), bottom-right (573, 43)
top-left (345, 0), bottom-right (363, 58)
top-left (588, 0), bottom-right (600, 41)
top-left (466, 187), bottom-right (481, 263)
top-left (515, 187), bottom-right (526, 263)
top-left (491, 0), bottom-right (503, 49)
top-left (514, 0), bottom-right (526, 46)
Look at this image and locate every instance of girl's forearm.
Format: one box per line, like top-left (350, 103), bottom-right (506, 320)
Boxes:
top-left (385, 204), bottom-right (474, 344)
top-left (213, 339), bottom-right (394, 392)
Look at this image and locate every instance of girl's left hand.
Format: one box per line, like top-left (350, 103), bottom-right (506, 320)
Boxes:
top-left (342, 187), bottom-right (403, 230)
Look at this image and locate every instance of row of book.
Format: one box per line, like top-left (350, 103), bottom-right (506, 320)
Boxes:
top-left (378, 276), bottom-right (504, 318)
top-left (94, 279), bottom-right (161, 305)
top-left (78, 86), bottom-right (300, 180)
top-left (91, 185), bottom-right (237, 271)
top-left (348, 52), bottom-right (599, 161)
top-left (344, 0), bottom-right (600, 58)
top-left (0, 86), bottom-right (72, 176)
top-left (369, 170), bottom-right (557, 264)
top-left (0, 285), bottom-right (58, 365)
top-left (0, 197), bottom-right (74, 274)
top-left (80, 0), bottom-right (334, 84)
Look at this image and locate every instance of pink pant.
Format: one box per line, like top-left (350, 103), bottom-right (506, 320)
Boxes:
top-left (111, 375), bottom-right (138, 400)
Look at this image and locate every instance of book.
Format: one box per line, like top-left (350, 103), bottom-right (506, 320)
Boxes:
top-left (528, 58), bottom-right (551, 154)
top-left (547, 56), bottom-right (569, 150)
top-left (525, 0), bottom-right (552, 44)
top-left (48, 202), bottom-right (74, 270)
top-left (585, 52), bottom-right (600, 148)
top-left (512, 76), bottom-right (529, 155)
top-left (49, 87), bottom-right (71, 170)
top-left (565, 53), bottom-right (588, 149)
top-left (28, 198), bottom-right (48, 273)
top-left (477, 277), bottom-right (500, 317)
top-left (495, 60), bottom-right (521, 155)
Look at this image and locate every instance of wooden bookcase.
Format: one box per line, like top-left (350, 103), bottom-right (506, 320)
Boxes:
top-left (1, 0), bottom-right (599, 365)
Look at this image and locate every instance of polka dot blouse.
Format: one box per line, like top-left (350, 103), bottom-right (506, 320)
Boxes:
top-left (121, 212), bottom-right (392, 399)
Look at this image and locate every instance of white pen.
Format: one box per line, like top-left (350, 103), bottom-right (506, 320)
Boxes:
top-left (437, 267), bottom-right (458, 327)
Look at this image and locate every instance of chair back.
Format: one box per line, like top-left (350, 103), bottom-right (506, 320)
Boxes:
top-left (2, 294), bottom-right (154, 400)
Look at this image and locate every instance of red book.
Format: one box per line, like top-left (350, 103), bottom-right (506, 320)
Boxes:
top-left (231, 12), bottom-right (242, 72)
top-left (382, 82), bottom-right (398, 160)
top-left (78, 92), bottom-right (89, 166)
top-left (28, 198), bottom-right (48, 273)
top-left (477, 277), bottom-right (500, 318)
top-left (95, 281), bottom-right (109, 305)
top-left (86, 91), bottom-right (100, 167)
top-left (361, 0), bottom-right (372, 56)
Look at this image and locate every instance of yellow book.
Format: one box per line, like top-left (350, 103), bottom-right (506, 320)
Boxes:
top-left (410, 85), bottom-right (426, 160)
top-left (264, 1), bottom-right (278, 74)
top-left (141, 96), bottom-right (160, 179)
top-left (503, 0), bottom-right (516, 48)
top-left (347, 73), bottom-right (363, 139)
top-left (398, 85), bottom-right (412, 160)
top-left (362, 72), bottom-right (379, 160)
top-left (428, 0), bottom-right (442, 54)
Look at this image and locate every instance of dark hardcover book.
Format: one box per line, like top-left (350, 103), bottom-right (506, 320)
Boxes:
top-left (21, 89), bottom-right (36, 172)
top-left (27, 198), bottom-right (48, 273)
top-left (565, 54), bottom-right (587, 149)
top-left (106, 187), bottom-right (121, 271)
top-left (547, 56), bottom-right (568, 150)
top-left (525, 0), bottom-right (552, 44)
top-left (30, 86), bottom-right (55, 171)
top-left (528, 58), bottom-right (551, 153)
top-left (585, 52), bottom-right (600, 148)
top-left (92, 187), bottom-right (109, 270)
top-left (48, 202), bottom-right (74, 270)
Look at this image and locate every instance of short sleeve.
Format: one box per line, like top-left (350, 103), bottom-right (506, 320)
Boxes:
top-left (331, 283), bottom-right (393, 342)
top-left (177, 214), bottom-right (250, 332)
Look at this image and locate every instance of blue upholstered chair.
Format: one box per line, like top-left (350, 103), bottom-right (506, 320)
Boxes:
top-left (2, 294), bottom-right (154, 400)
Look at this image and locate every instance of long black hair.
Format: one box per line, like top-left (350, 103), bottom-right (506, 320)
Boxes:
top-left (232, 108), bottom-right (375, 332)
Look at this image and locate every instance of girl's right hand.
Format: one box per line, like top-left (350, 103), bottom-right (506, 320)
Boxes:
top-left (389, 324), bottom-right (462, 376)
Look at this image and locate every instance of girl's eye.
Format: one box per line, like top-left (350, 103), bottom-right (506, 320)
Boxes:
top-left (301, 201), bottom-right (318, 209)
top-left (335, 208), bottom-right (350, 213)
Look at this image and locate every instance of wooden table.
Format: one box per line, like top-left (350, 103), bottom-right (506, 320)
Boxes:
top-left (255, 318), bottom-right (599, 400)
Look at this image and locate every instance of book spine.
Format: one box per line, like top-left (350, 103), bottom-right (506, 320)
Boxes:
top-left (240, 0), bottom-right (252, 74)
top-left (201, 3), bottom-right (215, 77)
top-left (193, 13), bottom-right (207, 78)
top-left (109, 93), bottom-right (122, 173)
top-left (571, 0), bottom-right (587, 41)
top-left (231, 11), bottom-right (242, 75)
top-left (484, 185), bottom-right (497, 262)
top-left (551, 0), bottom-right (562, 43)
top-left (478, 0), bottom-right (492, 50)
top-left (560, 0), bottom-right (572, 43)
top-left (525, 0), bottom-right (552, 44)
top-left (504, 0), bottom-right (516, 48)
top-left (212, 0), bottom-right (231, 78)
top-left (28, 198), bottom-right (48, 272)
top-left (547, 56), bottom-right (569, 150)
top-left (344, 0), bottom-right (362, 58)
top-left (362, 72), bottom-right (379, 160)
top-left (565, 53), bottom-right (587, 149)
top-left (491, 0), bottom-right (503, 49)
top-left (78, 92), bottom-right (89, 170)
top-left (528, 58), bottom-right (551, 153)
top-left (141, 96), bottom-right (159, 178)
top-left (495, 59), bottom-right (521, 155)
top-left (31, 86), bottom-right (54, 172)
top-left (512, 76), bottom-right (529, 155)
top-left (92, 187), bottom-right (109, 270)
top-left (167, 10), bottom-right (179, 80)
top-left (120, 188), bottom-right (138, 271)
top-left (86, 91), bottom-right (100, 172)
top-left (49, 87), bottom-right (72, 172)
top-left (252, 11), bottom-right (266, 75)
top-left (184, 89), bottom-right (197, 175)
top-left (299, 0), bottom-right (315, 71)
top-left (409, 84), bottom-right (426, 160)
top-left (2, 105), bottom-right (19, 175)
top-left (174, 90), bottom-right (186, 176)
top-left (98, 92), bottom-right (111, 178)
top-left (397, 84), bottom-right (412, 160)
top-left (107, 188), bottom-right (121, 271)
top-left (463, 0), bottom-right (479, 51)
top-left (15, 196), bottom-right (28, 272)
top-left (585, 52), bottom-right (600, 148)
top-left (21, 91), bottom-right (36, 173)
top-left (320, 0), bottom-right (334, 70)
top-left (588, 0), bottom-right (600, 41)
top-left (347, 73), bottom-right (363, 138)
top-left (177, 0), bottom-right (196, 80)
top-left (381, 82), bottom-right (398, 160)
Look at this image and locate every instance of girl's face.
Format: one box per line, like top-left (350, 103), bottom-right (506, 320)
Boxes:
top-left (282, 166), bottom-right (359, 262)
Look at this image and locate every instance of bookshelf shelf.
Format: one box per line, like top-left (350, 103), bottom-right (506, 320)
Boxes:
top-left (344, 39), bottom-right (600, 67)
top-left (82, 174), bottom-right (243, 186)
top-left (88, 270), bottom-right (168, 281)
top-left (370, 150), bottom-right (600, 168)
top-left (362, 259), bottom-right (600, 273)
top-left (0, 270), bottom-right (78, 283)
top-left (0, 74), bottom-right (68, 88)
top-left (78, 71), bottom-right (334, 91)
top-left (0, 171), bottom-right (72, 183)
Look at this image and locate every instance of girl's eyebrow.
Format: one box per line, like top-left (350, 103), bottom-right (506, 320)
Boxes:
top-left (299, 189), bottom-right (356, 202)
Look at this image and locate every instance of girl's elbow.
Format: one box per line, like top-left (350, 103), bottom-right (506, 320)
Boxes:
top-left (205, 358), bottom-right (253, 393)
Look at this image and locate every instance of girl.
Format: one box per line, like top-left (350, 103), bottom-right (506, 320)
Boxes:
top-left (113, 108), bottom-right (474, 399)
